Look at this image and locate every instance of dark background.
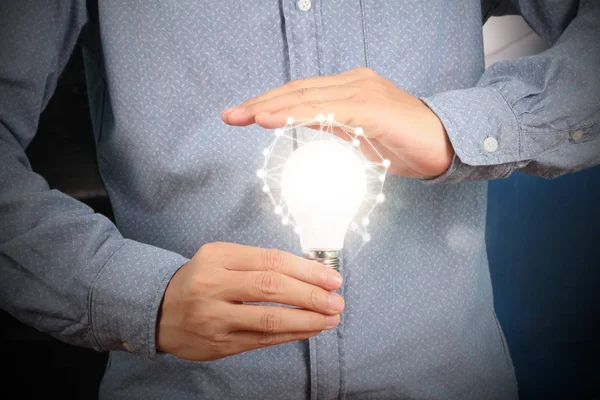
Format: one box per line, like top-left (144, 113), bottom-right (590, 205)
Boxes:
top-left (1, 44), bottom-right (598, 399)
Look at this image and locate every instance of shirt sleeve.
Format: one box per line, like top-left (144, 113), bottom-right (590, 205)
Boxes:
top-left (0, 0), bottom-right (188, 360)
top-left (421, 0), bottom-right (600, 183)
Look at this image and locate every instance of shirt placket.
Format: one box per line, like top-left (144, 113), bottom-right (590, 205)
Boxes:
top-left (282, 0), bottom-right (322, 80)
top-left (281, 1), bottom-right (341, 399)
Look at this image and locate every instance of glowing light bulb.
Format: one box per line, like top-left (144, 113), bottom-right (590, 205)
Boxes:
top-left (281, 140), bottom-right (367, 271)
top-left (258, 116), bottom-right (389, 267)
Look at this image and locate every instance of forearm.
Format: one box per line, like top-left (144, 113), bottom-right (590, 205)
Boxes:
top-left (0, 0), bottom-right (189, 359)
top-left (422, 0), bottom-right (600, 182)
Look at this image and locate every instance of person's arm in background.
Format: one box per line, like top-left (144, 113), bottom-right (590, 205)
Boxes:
top-left (421, 0), bottom-right (600, 182)
top-left (225, 0), bottom-right (599, 183)
top-left (0, 0), bottom-right (343, 362)
top-left (0, 0), bottom-right (189, 359)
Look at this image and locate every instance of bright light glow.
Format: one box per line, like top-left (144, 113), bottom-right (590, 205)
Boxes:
top-left (257, 116), bottom-right (388, 258)
top-left (382, 159), bottom-right (391, 168)
top-left (282, 140), bottom-right (367, 250)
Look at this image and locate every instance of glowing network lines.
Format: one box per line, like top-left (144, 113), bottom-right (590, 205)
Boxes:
top-left (257, 114), bottom-right (389, 248)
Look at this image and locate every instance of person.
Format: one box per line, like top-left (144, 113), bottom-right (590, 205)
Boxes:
top-left (0, 0), bottom-right (598, 398)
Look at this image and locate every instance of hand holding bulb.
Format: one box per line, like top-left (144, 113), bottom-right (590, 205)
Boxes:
top-left (222, 67), bottom-right (453, 179)
top-left (157, 242), bottom-right (344, 361)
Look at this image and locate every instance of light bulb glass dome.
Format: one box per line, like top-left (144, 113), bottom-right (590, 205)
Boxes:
top-left (281, 140), bottom-right (367, 252)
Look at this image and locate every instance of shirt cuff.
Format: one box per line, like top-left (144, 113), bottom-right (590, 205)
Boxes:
top-left (89, 239), bottom-right (189, 360)
top-left (420, 86), bottom-right (522, 182)
top-left (420, 153), bottom-right (514, 183)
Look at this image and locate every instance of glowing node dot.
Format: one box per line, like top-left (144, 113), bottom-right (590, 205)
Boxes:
top-left (352, 139), bottom-right (360, 147)
top-left (382, 159), bottom-right (391, 168)
top-left (256, 169), bottom-right (265, 178)
top-left (274, 206), bottom-right (283, 215)
top-left (376, 193), bottom-right (385, 203)
top-left (362, 233), bottom-right (372, 243)
top-left (275, 128), bottom-right (283, 137)
top-left (350, 221), bottom-right (358, 230)
top-left (361, 217), bottom-right (370, 227)
top-left (262, 185), bottom-right (270, 193)
top-left (262, 148), bottom-right (270, 157)
top-left (287, 117), bottom-right (294, 124)
top-left (327, 113), bottom-right (335, 122)
top-left (316, 114), bottom-right (325, 123)
top-left (282, 216), bottom-right (289, 225)
top-left (355, 127), bottom-right (364, 136)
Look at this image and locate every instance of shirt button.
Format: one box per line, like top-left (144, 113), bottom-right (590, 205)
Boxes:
top-left (483, 137), bottom-right (498, 153)
top-left (571, 129), bottom-right (584, 141)
top-left (297, 0), bottom-right (312, 11)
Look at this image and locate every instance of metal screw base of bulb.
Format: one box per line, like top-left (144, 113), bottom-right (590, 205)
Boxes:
top-left (303, 250), bottom-right (340, 272)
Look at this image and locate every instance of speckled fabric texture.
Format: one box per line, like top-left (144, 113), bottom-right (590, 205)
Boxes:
top-left (1, 1), bottom-right (598, 399)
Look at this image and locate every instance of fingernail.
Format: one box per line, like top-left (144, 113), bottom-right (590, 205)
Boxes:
top-left (222, 106), bottom-right (237, 114)
top-left (328, 294), bottom-right (344, 312)
top-left (226, 106), bottom-right (246, 115)
top-left (325, 315), bottom-right (340, 329)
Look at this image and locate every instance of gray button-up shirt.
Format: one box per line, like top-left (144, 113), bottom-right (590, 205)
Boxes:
top-left (1, 1), bottom-right (598, 399)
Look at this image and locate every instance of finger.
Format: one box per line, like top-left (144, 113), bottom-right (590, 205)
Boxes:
top-left (224, 85), bottom-right (357, 126)
top-left (225, 270), bottom-right (345, 314)
top-left (222, 330), bottom-right (322, 356)
top-left (254, 100), bottom-right (367, 134)
top-left (210, 243), bottom-right (342, 290)
top-left (225, 304), bottom-right (340, 333)
top-left (230, 69), bottom-right (364, 111)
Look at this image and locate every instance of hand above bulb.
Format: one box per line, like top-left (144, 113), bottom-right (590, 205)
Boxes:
top-left (222, 67), bottom-right (454, 179)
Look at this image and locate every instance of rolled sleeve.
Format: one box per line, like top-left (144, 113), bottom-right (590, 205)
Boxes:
top-left (421, 0), bottom-right (600, 183)
top-left (89, 239), bottom-right (189, 360)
